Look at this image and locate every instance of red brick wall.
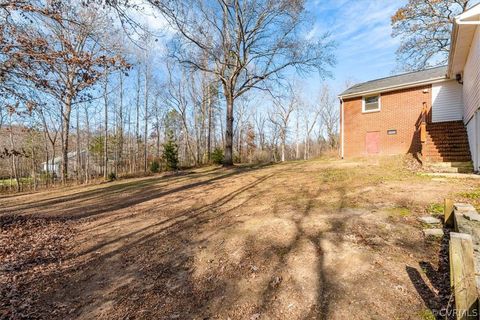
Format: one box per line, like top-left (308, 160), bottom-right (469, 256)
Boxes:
top-left (341, 85), bottom-right (432, 157)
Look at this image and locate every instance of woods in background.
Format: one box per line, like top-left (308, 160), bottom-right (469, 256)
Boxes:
top-left (0, 0), bottom-right (339, 193)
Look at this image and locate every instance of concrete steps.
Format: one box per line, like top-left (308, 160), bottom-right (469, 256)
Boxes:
top-left (424, 161), bottom-right (474, 173)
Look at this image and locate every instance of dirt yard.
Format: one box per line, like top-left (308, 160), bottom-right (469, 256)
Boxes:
top-left (2, 157), bottom-right (480, 319)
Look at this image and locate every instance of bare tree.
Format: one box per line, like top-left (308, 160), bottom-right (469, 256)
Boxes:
top-left (254, 113), bottom-right (267, 153)
top-left (152, 0), bottom-right (335, 165)
top-left (103, 69), bottom-right (109, 180)
top-left (1, 2), bottom-right (128, 182)
top-left (319, 84), bottom-right (339, 149)
top-left (143, 51), bottom-right (150, 173)
top-left (135, 69), bottom-right (141, 172)
top-left (302, 104), bottom-right (320, 161)
top-left (269, 87), bottom-right (297, 162)
top-left (166, 66), bottom-right (197, 166)
top-left (8, 114), bottom-right (20, 192)
top-left (391, 0), bottom-right (476, 70)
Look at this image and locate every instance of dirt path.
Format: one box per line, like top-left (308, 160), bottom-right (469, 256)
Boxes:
top-left (2, 157), bottom-right (480, 319)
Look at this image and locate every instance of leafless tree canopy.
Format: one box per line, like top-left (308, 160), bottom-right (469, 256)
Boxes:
top-left (0, 0), bottom-right (338, 193)
top-left (391, 0), bottom-right (477, 71)
top-left (150, 0), bottom-right (335, 165)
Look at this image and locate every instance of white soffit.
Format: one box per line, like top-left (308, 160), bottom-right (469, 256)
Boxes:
top-left (448, 4), bottom-right (480, 78)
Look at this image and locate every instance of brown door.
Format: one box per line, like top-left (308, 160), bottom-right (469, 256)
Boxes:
top-left (365, 131), bottom-right (380, 154)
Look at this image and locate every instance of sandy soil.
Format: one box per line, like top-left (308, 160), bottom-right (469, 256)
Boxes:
top-left (2, 157), bottom-right (480, 320)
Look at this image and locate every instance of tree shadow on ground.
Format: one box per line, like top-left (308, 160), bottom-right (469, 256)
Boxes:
top-left (406, 231), bottom-right (453, 320)
top-left (2, 159), bottom-right (444, 319)
top-left (3, 169), bottom-right (275, 319)
top-left (0, 163), bottom-right (276, 222)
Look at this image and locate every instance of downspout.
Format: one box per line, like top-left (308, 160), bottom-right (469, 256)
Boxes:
top-left (340, 97), bottom-right (345, 159)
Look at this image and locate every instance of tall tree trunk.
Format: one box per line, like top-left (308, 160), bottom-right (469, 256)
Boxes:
top-left (118, 72), bottom-right (124, 172)
top-left (104, 73), bottom-right (109, 180)
top-left (51, 143), bottom-right (56, 184)
top-left (295, 113), bottom-right (300, 160)
top-left (85, 106), bottom-right (90, 184)
top-left (127, 107), bottom-right (133, 173)
top-left (156, 125), bottom-right (160, 159)
top-left (135, 71), bottom-right (140, 173)
top-left (224, 94), bottom-right (234, 166)
top-left (144, 75), bottom-right (148, 173)
top-left (155, 102), bottom-right (160, 160)
top-left (207, 93), bottom-right (213, 161)
top-left (76, 106), bottom-right (81, 183)
top-left (42, 125), bottom-right (49, 188)
top-left (31, 137), bottom-right (37, 191)
top-left (304, 136), bottom-right (309, 160)
top-left (9, 119), bottom-right (20, 192)
top-left (61, 94), bottom-right (72, 184)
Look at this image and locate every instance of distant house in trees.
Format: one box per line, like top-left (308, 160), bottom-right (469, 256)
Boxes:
top-left (339, 4), bottom-right (480, 173)
top-left (41, 151), bottom-right (87, 177)
top-left (41, 150), bottom-right (105, 178)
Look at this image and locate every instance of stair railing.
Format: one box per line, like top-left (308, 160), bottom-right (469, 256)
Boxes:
top-left (420, 102), bottom-right (427, 143)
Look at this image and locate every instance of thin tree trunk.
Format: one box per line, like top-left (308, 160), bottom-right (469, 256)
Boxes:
top-left (224, 94), bottom-right (234, 166)
top-left (9, 119), bottom-right (20, 192)
top-left (31, 138), bottom-right (37, 191)
top-left (51, 145), bottom-right (56, 184)
top-left (61, 94), bottom-right (72, 184)
top-left (207, 92), bottom-right (213, 161)
top-left (84, 106), bottom-right (90, 183)
top-left (104, 74), bottom-right (109, 180)
top-left (144, 71), bottom-right (148, 173)
top-left (136, 71), bottom-right (140, 173)
top-left (76, 106), bottom-right (81, 183)
top-left (155, 103), bottom-right (160, 160)
top-left (118, 72), bottom-right (124, 174)
top-left (42, 124), bottom-right (49, 188)
top-left (295, 113), bottom-right (299, 160)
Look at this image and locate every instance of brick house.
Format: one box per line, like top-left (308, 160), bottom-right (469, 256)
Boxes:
top-left (339, 4), bottom-right (480, 172)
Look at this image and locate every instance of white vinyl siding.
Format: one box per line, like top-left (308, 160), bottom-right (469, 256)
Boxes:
top-left (467, 113), bottom-right (478, 171)
top-left (464, 26), bottom-right (480, 123)
top-left (431, 80), bottom-right (464, 123)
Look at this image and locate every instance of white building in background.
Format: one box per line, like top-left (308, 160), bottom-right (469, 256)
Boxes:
top-left (41, 151), bottom-right (87, 177)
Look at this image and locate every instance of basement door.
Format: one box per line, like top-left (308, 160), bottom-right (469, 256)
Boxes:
top-left (366, 131), bottom-right (380, 154)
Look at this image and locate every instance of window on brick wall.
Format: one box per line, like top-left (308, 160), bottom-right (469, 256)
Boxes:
top-left (362, 95), bottom-right (381, 113)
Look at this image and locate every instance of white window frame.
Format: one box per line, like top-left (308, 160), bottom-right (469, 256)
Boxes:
top-left (362, 94), bottom-right (381, 113)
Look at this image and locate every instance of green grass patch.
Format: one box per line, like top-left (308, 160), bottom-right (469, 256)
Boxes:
top-left (418, 309), bottom-right (435, 320)
top-left (458, 189), bottom-right (480, 200)
top-left (0, 177), bottom-right (32, 186)
top-left (427, 203), bottom-right (443, 216)
top-left (320, 169), bottom-right (351, 183)
top-left (386, 207), bottom-right (411, 217)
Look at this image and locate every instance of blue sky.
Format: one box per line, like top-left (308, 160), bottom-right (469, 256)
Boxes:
top-left (137, 0), bottom-right (407, 99)
top-left (302, 0), bottom-right (406, 96)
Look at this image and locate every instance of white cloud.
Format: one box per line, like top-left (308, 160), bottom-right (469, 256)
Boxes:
top-left (301, 0), bottom-right (406, 96)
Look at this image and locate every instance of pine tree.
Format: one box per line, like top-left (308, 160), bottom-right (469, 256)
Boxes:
top-left (163, 130), bottom-right (179, 171)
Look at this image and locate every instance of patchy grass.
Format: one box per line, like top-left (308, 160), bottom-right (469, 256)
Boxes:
top-left (0, 177), bottom-right (32, 186)
top-left (1, 156), bottom-right (479, 319)
top-left (319, 168), bottom-right (352, 183)
top-left (418, 309), bottom-right (436, 320)
top-left (458, 189), bottom-right (480, 200)
top-left (427, 203), bottom-right (444, 216)
top-left (457, 188), bottom-right (480, 211)
top-left (386, 206), bottom-right (411, 218)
